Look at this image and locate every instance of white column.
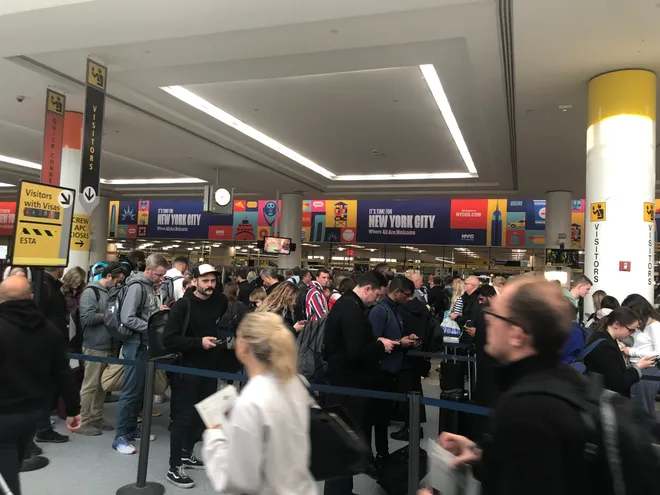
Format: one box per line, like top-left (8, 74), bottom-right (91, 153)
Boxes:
top-left (585, 70), bottom-right (656, 313)
top-left (544, 191), bottom-right (572, 249)
top-left (60, 111), bottom-right (90, 273)
top-left (89, 195), bottom-right (109, 264)
top-left (278, 193), bottom-right (302, 269)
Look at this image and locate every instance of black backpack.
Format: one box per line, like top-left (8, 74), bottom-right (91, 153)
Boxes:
top-left (161, 275), bottom-right (183, 307)
top-left (216, 302), bottom-right (245, 349)
top-left (104, 280), bottom-right (147, 342)
top-left (297, 315), bottom-right (328, 383)
top-left (512, 374), bottom-right (660, 495)
top-left (147, 298), bottom-right (190, 360)
top-left (69, 286), bottom-right (100, 352)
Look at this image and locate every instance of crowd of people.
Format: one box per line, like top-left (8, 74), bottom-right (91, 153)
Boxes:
top-left (1, 252), bottom-right (659, 495)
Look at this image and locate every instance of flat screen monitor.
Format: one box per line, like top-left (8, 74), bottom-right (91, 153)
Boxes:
top-left (263, 236), bottom-right (291, 255)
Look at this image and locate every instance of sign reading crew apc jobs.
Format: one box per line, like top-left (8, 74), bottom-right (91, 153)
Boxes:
top-left (79, 59), bottom-right (107, 211)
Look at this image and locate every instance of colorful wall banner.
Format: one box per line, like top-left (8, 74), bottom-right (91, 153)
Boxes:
top-left (0, 202), bottom-right (16, 236)
top-left (103, 197), bottom-right (591, 248)
top-left (303, 199), bottom-right (358, 243)
top-left (356, 200), bottom-right (451, 244)
top-left (108, 200), bottom-right (233, 240)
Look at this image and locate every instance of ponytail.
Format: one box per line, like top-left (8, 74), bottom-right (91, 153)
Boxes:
top-left (596, 306), bottom-right (640, 334)
top-left (237, 312), bottom-right (297, 382)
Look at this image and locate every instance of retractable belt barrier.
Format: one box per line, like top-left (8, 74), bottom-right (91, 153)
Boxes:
top-left (69, 351), bottom-right (657, 495)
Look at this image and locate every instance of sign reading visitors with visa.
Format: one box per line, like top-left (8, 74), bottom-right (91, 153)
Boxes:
top-left (356, 200), bottom-right (451, 244)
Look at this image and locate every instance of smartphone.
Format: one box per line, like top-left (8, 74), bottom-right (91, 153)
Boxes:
top-left (464, 320), bottom-right (473, 328)
top-left (211, 338), bottom-right (225, 345)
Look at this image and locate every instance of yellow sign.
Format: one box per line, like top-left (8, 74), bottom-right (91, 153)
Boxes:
top-left (590, 202), bottom-right (606, 222)
top-left (12, 181), bottom-right (75, 266)
top-left (86, 59), bottom-right (107, 90)
top-left (644, 202), bottom-right (655, 222)
top-left (46, 89), bottom-right (64, 115)
top-left (70, 214), bottom-right (91, 251)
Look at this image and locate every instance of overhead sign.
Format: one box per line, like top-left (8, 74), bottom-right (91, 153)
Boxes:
top-left (644, 202), bottom-right (654, 222)
top-left (40, 89), bottom-right (66, 186)
top-left (590, 202), bottom-right (606, 222)
top-left (11, 181), bottom-right (75, 267)
top-left (70, 214), bottom-right (91, 252)
top-left (79, 58), bottom-right (107, 213)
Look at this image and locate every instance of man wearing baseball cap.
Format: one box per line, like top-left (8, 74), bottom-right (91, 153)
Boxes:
top-left (163, 264), bottom-right (229, 489)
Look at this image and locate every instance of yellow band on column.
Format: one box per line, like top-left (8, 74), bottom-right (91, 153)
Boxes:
top-left (588, 69), bottom-right (656, 127)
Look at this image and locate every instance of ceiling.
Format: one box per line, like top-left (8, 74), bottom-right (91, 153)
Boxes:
top-left (0, 0), bottom-right (659, 202)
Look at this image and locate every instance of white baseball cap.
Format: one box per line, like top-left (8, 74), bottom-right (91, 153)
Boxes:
top-left (192, 264), bottom-right (220, 278)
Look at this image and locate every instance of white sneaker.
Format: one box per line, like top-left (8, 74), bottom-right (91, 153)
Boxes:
top-left (112, 436), bottom-right (137, 455)
top-left (154, 394), bottom-right (166, 404)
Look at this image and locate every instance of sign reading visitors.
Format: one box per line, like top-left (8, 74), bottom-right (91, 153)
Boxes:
top-left (644, 202), bottom-right (654, 222)
top-left (12, 181), bottom-right (75, 267)
top-left (70, 214), bottom-right (91, 252)
top-left (79, 58), bottom-right (107, 212)
top-left (40, 89), bottom-right (65, 186)
top-left (590, 202), bottom-right (606, 222)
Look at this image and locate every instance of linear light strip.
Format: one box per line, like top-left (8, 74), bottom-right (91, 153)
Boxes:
top-left (419, 64), bottom-right (478, 175)
top-left (334, 173), bottom-right (475, 181)
top-left (161, 85), bottom-right (336, 180)
top-left (161, 68), bottom-right (478, 182)
top-left (0, 155), bottom-right (205, 185)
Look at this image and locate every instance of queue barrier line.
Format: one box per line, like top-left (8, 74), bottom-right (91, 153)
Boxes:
top-left (68, 353), bottom-right (142, 367)
top-left (408, 350), bottom-right (477, 363)
top-left (156, 362), bottom-right (248, 383)
top-left (421, 396), bottom-right (491, 416)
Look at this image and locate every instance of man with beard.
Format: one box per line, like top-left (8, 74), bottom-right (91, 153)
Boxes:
top-left (163, 264), bottom-right (229, 489)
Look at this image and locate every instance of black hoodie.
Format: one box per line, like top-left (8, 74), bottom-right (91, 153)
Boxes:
top-left (163, 287), bottom-right (229, 370)
top-left (0, 299), bottom-right (81, 416)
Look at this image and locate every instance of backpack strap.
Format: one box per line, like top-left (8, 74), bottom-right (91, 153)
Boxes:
top-left (572, 338), bottom-right (606, 364)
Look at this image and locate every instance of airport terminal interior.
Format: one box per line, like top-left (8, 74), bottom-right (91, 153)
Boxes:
top-left (1, 1), bottom-right (660, 494)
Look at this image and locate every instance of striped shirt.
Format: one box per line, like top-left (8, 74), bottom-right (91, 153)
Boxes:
top-left (305, 281), bottom-right (328, 322)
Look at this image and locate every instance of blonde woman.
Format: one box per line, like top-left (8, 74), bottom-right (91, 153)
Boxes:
top-left (249, 287), bottom-right (267, 309)
top-left (257, 281), bottom-right (306, 334)
top-left (203, 312), bottom-right (317, 494)
top-left (448, 278), bottom-right (465, 320)
top-left (61, 266), bottom-right (88, 347)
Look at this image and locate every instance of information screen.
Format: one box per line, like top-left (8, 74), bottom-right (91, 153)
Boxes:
top-left (263, 236), bottom-right (291, 255)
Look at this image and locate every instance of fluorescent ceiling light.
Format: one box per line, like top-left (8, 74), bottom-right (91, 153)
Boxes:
top-left (161, 85), bottom-right (336, 180)
top-left (334, 172), bottom-right (474, 181)
top-left (100, 178), bottom-right (206, 185)
top-left (0, 154), bottom-right (205, 185)
top-left (0, 182), bottom-right (15, 187)
top-left (420, 64), bottom-right (477, 175)
top-left (0, 154), bottom-right (41, 170)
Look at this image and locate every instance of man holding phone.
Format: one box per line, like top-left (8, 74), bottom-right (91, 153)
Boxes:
top-left (163, 264), bottom-right (229, 489)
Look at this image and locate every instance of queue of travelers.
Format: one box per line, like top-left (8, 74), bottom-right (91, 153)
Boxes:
top-left (2, 253), bottom-right (660, 495)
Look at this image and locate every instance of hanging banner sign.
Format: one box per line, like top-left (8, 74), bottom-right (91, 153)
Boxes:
top-left (69, 214), bottom-right (91, 252)
top-left (11, 181), bottom-right (75, 267)
top-left (79, 58), bottom-right (107, 212)
top-left (40, 89), bottom-right (66, 186)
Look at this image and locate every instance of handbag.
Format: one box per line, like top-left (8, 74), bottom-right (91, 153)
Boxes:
top-left (441, 311), bottom-right (463, 344)
top-left (298, 379), bottom-right (371, 481)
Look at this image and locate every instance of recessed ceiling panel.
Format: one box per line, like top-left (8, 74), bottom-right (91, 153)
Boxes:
top-left (186, 66), bottom-right (466, 177)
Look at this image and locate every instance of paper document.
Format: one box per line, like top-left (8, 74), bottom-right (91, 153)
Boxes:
top-left (427, 439), bottom-right (480, 495)
top-left (195, 385), bottom-right (238, 428)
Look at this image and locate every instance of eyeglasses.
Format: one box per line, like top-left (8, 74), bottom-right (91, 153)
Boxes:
top-left (483, 310), bottom-right (520, 327)
top-left (624, 324), bottom-right (638, 334)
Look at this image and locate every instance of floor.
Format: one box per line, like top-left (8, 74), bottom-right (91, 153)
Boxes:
top-left (20, 373), bottom-right (442, 495)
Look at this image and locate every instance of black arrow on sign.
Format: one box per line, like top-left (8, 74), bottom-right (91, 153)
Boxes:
top-left (84, 189), bottom-right (95, 202)
top-left (60, 192), bottom-right (71, 206)
top-left (75, 240), bottom-right (84, 248)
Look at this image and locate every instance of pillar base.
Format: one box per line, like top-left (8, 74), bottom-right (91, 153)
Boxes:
top-left (116, 482), bottom-right (165, 495)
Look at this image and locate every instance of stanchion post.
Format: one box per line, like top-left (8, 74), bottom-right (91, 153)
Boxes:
top-left (116, 359), bottom-right (165, 495)
top-left (407, 391), bottom-right (422, 495)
